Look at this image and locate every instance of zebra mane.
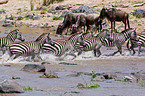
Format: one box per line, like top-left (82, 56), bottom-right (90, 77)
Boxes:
top-left (35, 33), bottom-right (48, 41)
top-left (6, 29), bottom-right (19, 42)
top-left (68, 32), bottom-right (81, 40)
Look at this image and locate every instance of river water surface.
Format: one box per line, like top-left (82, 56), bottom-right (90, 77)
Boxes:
top-left (0, 26), bottom-right (145, 96)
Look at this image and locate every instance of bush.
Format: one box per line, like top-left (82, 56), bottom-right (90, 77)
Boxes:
top-left (53, 16), bottom-right (63, 20)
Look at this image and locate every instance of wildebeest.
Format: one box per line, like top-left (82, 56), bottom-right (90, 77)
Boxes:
top-left (72, 14), bottom-right (102, 34)
top-left (56, 13), bottom-right (85, 35)
top-left (99, 8), bottom-right (130, 31)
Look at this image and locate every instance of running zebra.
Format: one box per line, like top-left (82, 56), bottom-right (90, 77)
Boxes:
top-left (77, 28), bottom-right (137, 57)
top-left (0, 29), bottom-right (25, 54)
top-left (8, 33), bottom-right (51, 60)
top-left (42, 32), bottom-right (85, 59)
top-left (127, 34), bottom-right (145, 55)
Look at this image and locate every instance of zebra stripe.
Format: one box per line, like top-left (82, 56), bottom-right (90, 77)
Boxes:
top-left (0, 29), bottom-right (24, 54)
top-left (42, 33), bottom-right (84, 58)
top-left (9, 33), bottom-right (51, 60)
top-left (77, 28), bottom-right (137, 56)
top-left (127, 34), bottom-right (145, 55)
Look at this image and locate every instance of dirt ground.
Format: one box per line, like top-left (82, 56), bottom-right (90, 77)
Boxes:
top-left (0, 0), bottom-right (145, 34)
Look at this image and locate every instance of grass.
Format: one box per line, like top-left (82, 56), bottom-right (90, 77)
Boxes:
top-left (23, 86), bottom-right (33, 91)
top-left (39, 74), bottom-right (59, 78)
top-left (40, 11), bottom-right (46, 14)
top-left (77, 72), bottom-right (100, 89)
top-left (9, 14), bottom-right (15, 20)
top-left (135, 14), bottom-right (143, 18)
top-left (53, 16), bottom-right (63, 20)
top-left (91, 71), bottom-right (97, 79)
top-left (17, 16), bottom-right (24, 20)
top-left (85, 83), bottom-right (100, 88)
top-left (139, 79), bottom-right (145, 87)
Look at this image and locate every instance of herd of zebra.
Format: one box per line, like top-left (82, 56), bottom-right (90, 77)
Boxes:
top-left (0, 27), bottom-right (144, 61)
top-left (0, 8), bottom-right (145, 61)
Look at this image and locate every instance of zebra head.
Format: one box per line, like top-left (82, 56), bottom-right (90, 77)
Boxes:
top-left (6, 29), bottom-right (25, 42)
top-left (35, 33), bottom-right (52, 44)
top-left (17, 32), bottom-right (25, 42)
top-left (125, 28), bottom-right (137, 41)
top-left (74, 33), bottom-right (86, 51)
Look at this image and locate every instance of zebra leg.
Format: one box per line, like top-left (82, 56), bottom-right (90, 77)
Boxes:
top-left (94, 45), bottom-right (102, 57)
top-left (138, 46), bottom-right (141, 55)
top-left (112, 44), bottom-right (122, 56)
top-left (78, 51), bottom-right (82, 56)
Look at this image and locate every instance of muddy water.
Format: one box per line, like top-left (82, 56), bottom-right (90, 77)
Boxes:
top-left (0, 26), bottom-right (145, 96)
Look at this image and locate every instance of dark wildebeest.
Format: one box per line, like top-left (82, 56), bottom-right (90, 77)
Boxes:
top-left (99, 8), bottom-right (130, 31)
top-left (56, 13), bottom-right (85, 35)
top-left (72, 14), bottom-right (102, 34)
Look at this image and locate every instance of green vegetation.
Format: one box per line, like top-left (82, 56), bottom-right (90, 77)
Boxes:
top-left (17, 16), bottom-right (24, 20)
top-left (135, 14), bottom-right (143, 18)
top-left (91, 71), bottom-right (97, 79)
top-left (77, 72), bottom-right (100, 89)
top-left (23, 86), bottom-right (33, 91)
top-left (17, 8), bottom-right (22, 10)
top-left (139, 79), bottom-right (145, 87)
top-left (40, 74), bottom-right (59, 78)
top-left (9, 14), bottom-right (15, 20)
top-left (133, 1), bottom-right (143, 4)
top-left (53, 16), bottom-right (63, 20)
top-left (25, 17), bottom-right (29, 20)
top-left (138, 24), bottom-right (142, 26)
top-left (40, 11), bottom-right (46, 14)
top-left (85, 83), bottom-right (100, 88)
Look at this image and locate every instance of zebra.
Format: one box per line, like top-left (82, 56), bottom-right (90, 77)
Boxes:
top-left (77, 28), bottom-right (137, 57)
top-left (127, 34), bottom-right (145, 55)
top-left (8, 33), bottom-right (51, 60)
top-left (42, 32), bottom-right (85, 59)
top-left (0, 29), bottom-right (25, 54)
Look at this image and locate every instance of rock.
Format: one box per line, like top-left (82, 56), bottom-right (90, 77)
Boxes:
top-left (47, 15), bottom-right (51, 17)
top-left (25, 14), bottom-right (33, 19)
top-left (41, 62), bottom-right (51, 65)
top-left (59, 62), bottom-right (77, 65)
top-left (0, 10), bottom-right (6, 14)
top-left (91, 75), bottom-right (105, 81)
top-left (55, 5), bottom-right (65, 10)
top-left (2, 23), bottom-right (13, 27)
top-left (131, 71), bottom-right (145, 82)
top-left (76, 83), bottom-right (85, 88)
top-left (33, 16), bottom-right (40, 20)
top-left (67, 72), bottom-right (81, 77)
top-left (12, 76), bottom-right (21, 79)
top-left (21, 64), bottom-right (46, 72)
top-left (4, 65), bottom-right (11, 67)
top-left (132, 9), bottom-right (145, 18)
top-left (40, 71), bottom-right (59, 78)
top-left (72, 6), bottom-right (96, 13)
top-left (0, 79), bottom-right (24, 93)
top-left (60, 11), bottom-right (70, 17)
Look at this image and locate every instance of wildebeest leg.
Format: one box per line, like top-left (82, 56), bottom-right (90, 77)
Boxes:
top-left (113, 21), bottom-right (116, 32)
top-left (127, 18), bottom-right (130, 29)
top-left (124, 19), bottom-right (127, 30)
